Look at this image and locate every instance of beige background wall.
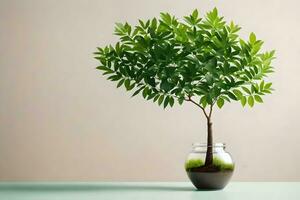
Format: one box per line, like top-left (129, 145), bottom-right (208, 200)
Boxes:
top-left (0, 0), bottom-right (299, 181)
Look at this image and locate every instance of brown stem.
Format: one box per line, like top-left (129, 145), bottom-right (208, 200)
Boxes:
top-left (205, 104), bottom-right (214, 165)
top-left (205, 116), bottom-right (213, 165)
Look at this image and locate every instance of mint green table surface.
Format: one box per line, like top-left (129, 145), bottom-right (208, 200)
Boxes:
top-left (0, 182), bottom-right (299, 200)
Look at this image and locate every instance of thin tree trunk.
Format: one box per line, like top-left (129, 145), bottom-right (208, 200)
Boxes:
top-left (185, 97), bottom-right (214, 166)
top-left (205, 118), bottom-right (213, 166)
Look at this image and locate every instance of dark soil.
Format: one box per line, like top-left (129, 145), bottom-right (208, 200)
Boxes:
top-left (186, 165), bottom-right (233, 190)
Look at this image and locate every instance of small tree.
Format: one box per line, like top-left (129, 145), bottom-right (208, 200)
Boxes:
top-left (95, 8), bottom-right (275, 166)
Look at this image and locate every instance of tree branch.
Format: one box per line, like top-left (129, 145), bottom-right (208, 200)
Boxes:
top-left (185, 96), bottom-right (209, 119)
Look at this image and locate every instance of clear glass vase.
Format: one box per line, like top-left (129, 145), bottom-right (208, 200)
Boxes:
top-left (185, 143), bottom-right (234, 190)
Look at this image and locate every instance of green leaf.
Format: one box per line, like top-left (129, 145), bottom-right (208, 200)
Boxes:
top-left (117, 79), bottom-right (124, 88)
top-left (239, 39), bottom-right (246, 47)
top-left (115, 23), bottom-right (125, 35)
top-left (206, 94), bottom-right (213, 104)
top-left (108, 74), bottom-right (121, 81)
top-left (142, 87), bottom-right (149, 98)
top-left (151, 18), bottom-right (157, 29)
top-left (138, 19), bottom-right (145, 28)
top-left (263, 89), bottom-right (272, 94)
top-left (242, 86), bottom-right (251, 95)
top-left (178, 97), bottom-right (184, 105)
top-left (160, 80), bottom-right (173, 92)
top-left (270, 50), bottom-right (276, 57)
top-left (147, 92), bottom-right (156, 100)
top-left (244, 70), bottom-right (253, 79)
top-left (205, 74), bottom-right (213, 85)
top-left (240, 96), bottom-right (247, 107)
top-left (127, 83), bottom-right (135, 91)
top-left (212, 7), bottom-right (218, 16)
top-left (251, 84), bottom-right (258, 93)
top-left (221, 95), bottom-right (230, 102)
top-left (251, 40), bottom-right (263, 55)
top-left (200, 96), bottom-right (207, 108)
top-left (217, 98), bottom-right (224, 108)
top-left (169, 96), bottom-right (175, 107)
top-left (249, 32), bottom-right (256, 44)
top-left (233, 89), bottom-right (243, 99)
top-left (164, 96), bottom-right (169, 108)
top-left (131, 86), bottom-right (144, 97)
top-left (208, 7), bottom-right (218, 21)
top-left (96, 65), bottom-right (109, 71)
top-left (248, 96), bottom-right (254, 107)
top-left (158, 95), bottom-right (164, 106)
top-left (226, 91), bottom-right (237, 101)
top-left (254, 95), bottom-right (263, 103)
top-left (160, 12), bottom-right (172, 25)
top-left (192, 9), bottom-right (198, 19)
top-left (124, 23), bottom-right (131, 35)
top-left (259, 80), bottom-right (265, 91)
top-left (264, 82), bottom-right (272, 89)
top-left (205, 58), bottom-right (217, 73)
top-left (153, 94), bottom-right (160, 102)
top-left (124, 79), bottom-right (131, 90)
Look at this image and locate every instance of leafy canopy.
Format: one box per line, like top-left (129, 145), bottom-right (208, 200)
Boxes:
top-left (95, 8), bottom-right (275, 109)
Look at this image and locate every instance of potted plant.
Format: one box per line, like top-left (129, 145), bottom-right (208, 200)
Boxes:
top-left (94, 8), bottom-right (275, 190)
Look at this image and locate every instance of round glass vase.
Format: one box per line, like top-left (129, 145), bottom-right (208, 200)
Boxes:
top-left (185, 143), bottom-right (234, 190)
